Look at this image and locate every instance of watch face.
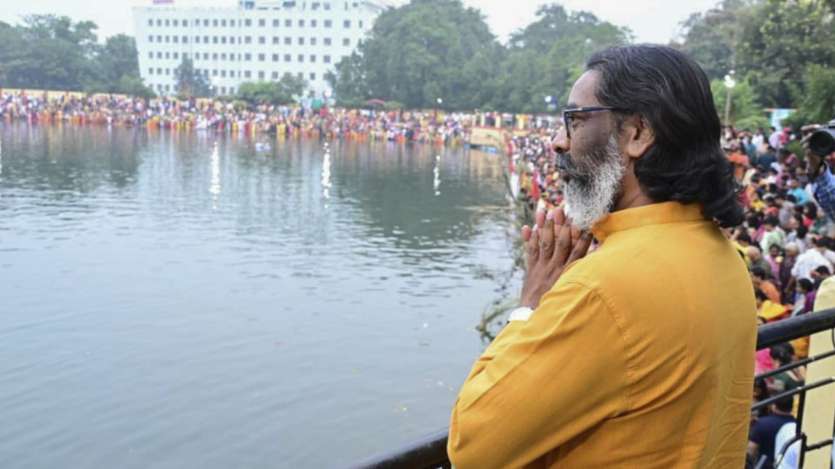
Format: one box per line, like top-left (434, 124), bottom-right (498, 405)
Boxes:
top-left (508, 306), bottom-right (534, 323)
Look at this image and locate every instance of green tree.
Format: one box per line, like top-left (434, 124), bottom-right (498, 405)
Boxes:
top-left (174, 57), bottom-right (211, 98)
top-left (237, 74), bottom-right (308, 105)
top-left (493, 4), bottom-right (630, 113)
top-left (789, 64), bottom-right (835, 125)
top-left (329, 0), bottom-right (501, 109)
top-left (710, 75), bottom-right (766, 128)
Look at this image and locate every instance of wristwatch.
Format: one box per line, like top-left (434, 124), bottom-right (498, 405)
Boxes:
top-left (507, 306), bottom-right (534, 323)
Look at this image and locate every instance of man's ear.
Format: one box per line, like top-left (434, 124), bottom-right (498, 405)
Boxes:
top-left (622, 115), bottom-right (654, 160)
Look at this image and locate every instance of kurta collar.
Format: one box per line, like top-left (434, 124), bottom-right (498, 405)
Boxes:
top-left (591, 201), bottom-right (706, 242)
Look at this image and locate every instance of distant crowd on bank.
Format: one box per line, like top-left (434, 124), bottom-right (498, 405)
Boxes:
top-left (508, 121), bottom-right (835, 468)
top-left (0, 90), bottom-right (476, 145)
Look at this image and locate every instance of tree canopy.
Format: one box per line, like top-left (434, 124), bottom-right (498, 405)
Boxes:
top-left (0, 15), bottom-right (154, 97)
top-left (676, 0), bottom-right (835, 126)
top-left (236, 74), bottom-right (308, 105)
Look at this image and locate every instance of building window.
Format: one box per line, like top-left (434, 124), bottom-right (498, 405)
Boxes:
top-left (310, 54), bottom-right (316, 62)
top-left (221, 70), bottom-right (227, 78)
top-left (273, 19), bottom-right (280, 27)
top-left (183, 20), bottom-right (188, 27)
top-left (272, 53), bottom-right (279, 61)
top-left (297, 54), bottom-right (304, 63)
top-left (213, 19), bottom-right (218, 27)
top-left (148, 19), bottom-right (154, 27)
top-left (311, 19), bottom-right (318, 27)
top-left (245, 53), bottom-right (252, 60)
top-left (212, 69), bottom-right (218, 76)
top-left (221, 19), bottom-right (227, 27)
top-left (149, 68), bottom-right (154, 75)
top-left (182, 36), bottom-right (188, 43)
top-left (148, 35), bottom-right (154, 42)
top-left (259, 36), bottom-right (266, 44)
top-left (273, 36), bottom-right (279, 44)
top-left (212, 53), bottom-right (219, 60)
top-left (157, 67), bottom-right (163, 74)
top-left (157, 35), bottom-right (162, 42)
top-left (165, 36), bottom-right (170, 43)
top-left (148, 52), bottom-right (154, 59)
top-left (213, 36), bottom-right (218, 44)
top-left (221, 53), bottom-right (227, 60)
top-left (324, 54), bottom-right (331, 63)
top-left (156, 19), bottom-right (162, 26)
top-left (324, 37), bottom-right (332, 46)
top-left (297, 72), bottom-right (303, 79)
top-left (359, 20), bottom-right (363, 28)
top-left (195, 36), bottom-right (200, 43)
top-left (173, 36), bottom-right (179, 43)
top-left (165, 19), bottom-right (170, 26)
top-left (272, 71), bottom-right (279, 80)
top-left (184, 53), bottom-right (189, 59)
top-left (343, 38), bottom-right (350, 46)
top-left (204, 35), bottom-right (209, 43)
top-left (244, 71), bottom-right (252, 79)
top-left (258, 53), bottom-right (265, 61)
top-left (165, 52), bottom-right (170, 59)
top-left (245, 36), bottom-right (252, 44)
top-left (203, 52), bottom-right (209, 60)
top-left (166, 68), bottom-right (170, 75)
top-left (299, 19), bottom-right (305, 27)
top-left (259, 19), bottom-right (266, 27)
top-left (173, 52), bottom-right (179, 59)
top-left (203, 19), bottom-right (209, 27)
top-left (258, 71), bottom-right (265, 80)
top-left (311, 37), bottom-right (317, 45)
top-left (157, 52), bottom-right (163, 58)
top-left (298, 37), bottom-right (305, 45)
top-left (230, 19), bottom-right (236, 27)
top-left (173, 19), bottom-right (179, 27)
top-left (284, 54), bottom-right (291, 62)
top-left (324, 2), bottom-right (331, 10)
top-left (344, 20), bottom-right (351, 28)
top-left (324, 19), bottom-right (332, 28)
top-left (284, 37), bottom-right (291, 45)
top-left (285, 19), bottom-right (291, 27)
top-left (245, 19), bottom-right (252, 27)
top-left (221, 37), bottom-right (227, 44)
top-left (309, 72), bottom-right (316, 80)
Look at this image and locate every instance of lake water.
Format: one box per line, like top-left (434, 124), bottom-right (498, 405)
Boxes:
top-left (0, 123), bottom-right (521, 468)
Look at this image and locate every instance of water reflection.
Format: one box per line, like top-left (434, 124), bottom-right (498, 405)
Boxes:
top-left (0, 122), bottom-right (520, 468)
top-left (433, 154), bottom-right (441, 196)
top-left (209, 141), bottom-right (221, 208)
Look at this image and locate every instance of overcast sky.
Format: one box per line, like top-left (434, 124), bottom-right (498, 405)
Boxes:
top-left (0, 0), bottom-right (720, 44)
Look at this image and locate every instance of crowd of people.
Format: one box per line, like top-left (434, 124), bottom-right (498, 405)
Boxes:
top-left (508, 121), bottom-right (835, 468)
top-left (0, 90), bottom-right (474, 145)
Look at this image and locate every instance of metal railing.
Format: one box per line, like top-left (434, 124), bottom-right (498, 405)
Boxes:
top-left (350, 308), bottom-right (835, 469)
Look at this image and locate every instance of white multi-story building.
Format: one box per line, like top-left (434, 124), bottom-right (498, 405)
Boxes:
top-left (132, 0), bottom-right (390, 97)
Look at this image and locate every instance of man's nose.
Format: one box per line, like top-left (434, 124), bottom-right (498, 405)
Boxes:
top-left (553, 126), bottom-right (570, 154)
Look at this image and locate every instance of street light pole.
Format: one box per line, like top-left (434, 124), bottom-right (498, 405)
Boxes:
top-left (723, 70), bottom-right (736, 125)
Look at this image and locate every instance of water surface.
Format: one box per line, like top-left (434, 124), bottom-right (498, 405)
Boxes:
top-left (0, 123), bottom-right (520, 468)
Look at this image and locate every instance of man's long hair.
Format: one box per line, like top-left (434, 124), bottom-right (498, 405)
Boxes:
top-left (586, 44), bottom-right (744, 227)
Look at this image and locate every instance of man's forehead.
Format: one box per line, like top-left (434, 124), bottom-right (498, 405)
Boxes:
top-left (566, 70), bottom-right (601, 108)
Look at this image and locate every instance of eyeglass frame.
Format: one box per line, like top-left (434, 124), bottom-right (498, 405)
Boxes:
top-left (561, 106), bottom-right (629, 139)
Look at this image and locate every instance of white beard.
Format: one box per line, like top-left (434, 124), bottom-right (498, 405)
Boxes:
top-left (562, 136), bottom-right (625, 230)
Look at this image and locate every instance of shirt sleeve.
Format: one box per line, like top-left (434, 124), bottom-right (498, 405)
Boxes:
top-left (813, 168), bottom-right (835, 222)
top-left (447, 281), bottom-right (631, 469)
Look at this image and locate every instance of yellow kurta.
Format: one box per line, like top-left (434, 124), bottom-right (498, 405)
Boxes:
top-left (449, 202), bottom-right (757, 468)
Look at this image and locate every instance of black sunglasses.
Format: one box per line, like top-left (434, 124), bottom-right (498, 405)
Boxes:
top-left (561, 106), bottom-right (629, 139)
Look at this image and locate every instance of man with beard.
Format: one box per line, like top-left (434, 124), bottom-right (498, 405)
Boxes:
top-left (448, 45), bottom-right (756, 468)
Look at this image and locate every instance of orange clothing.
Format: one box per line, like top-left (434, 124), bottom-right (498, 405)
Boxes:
top-left (759, 280), bottom-right (782, 304)
top-left (449, 202), bottom-right (757, 468)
